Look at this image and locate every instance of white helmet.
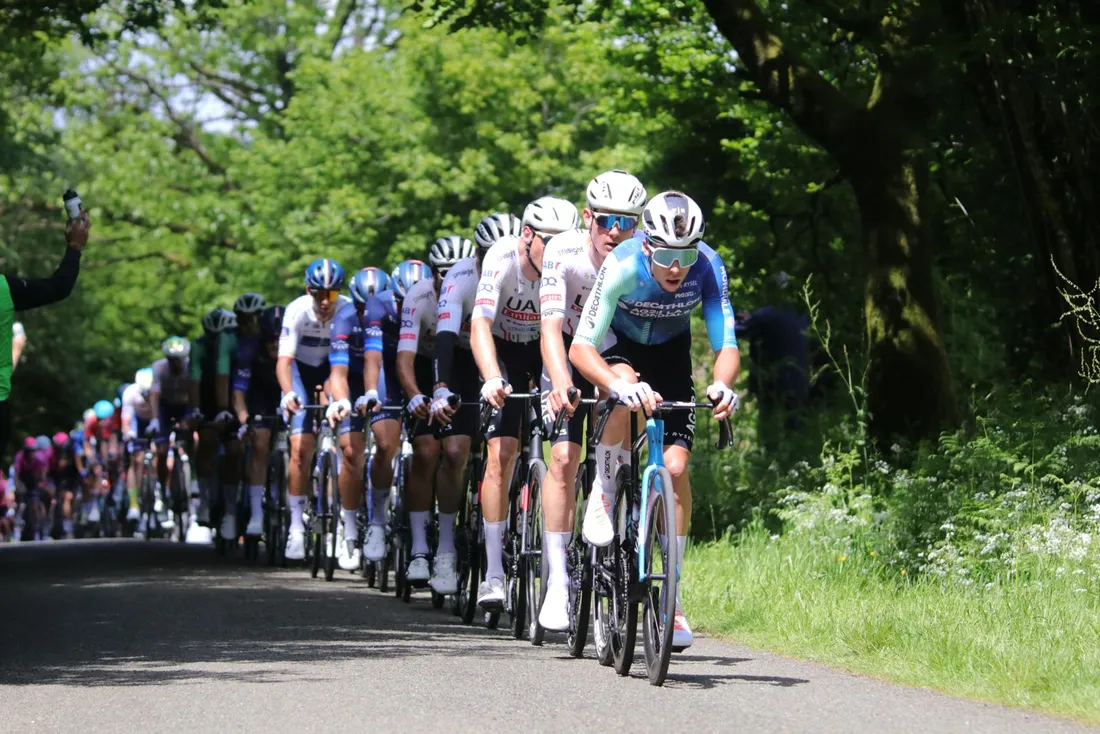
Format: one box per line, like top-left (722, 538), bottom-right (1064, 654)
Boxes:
top-left (586, 170), bottom-right (647, 215)
top-left (473, 213), bottom-right (522, 249)
top-left (234, 292), bottom-right (266, 314)
top-left (522, 196), bottom-right (579, 235)
top-left (641, 190), bottom-right (705, 248)
top-left (430, 235), bottom-right (476, 269)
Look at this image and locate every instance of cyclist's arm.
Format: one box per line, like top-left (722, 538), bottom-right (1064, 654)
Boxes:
top-left (232, 358), bottom-right (250, 423)
top-left (188, 341), bottom-right (203, 412)
top-left (120, 399), bottom-right (134, 437)
top-left (433, 268), bottom-right (468, 389)
top-left (276, 304), bottom-right (299, 396)
top-left (329, 306), bottom-right (355, 402)
top-left (276, 357), bottom-right (294, 396)
top-left (397, 297), bottom-right (422, 398)
top-left (569, 253), bottom-right (634, 392)
top-left (215, 332), bottom-right (233, 412)
top-left (470, 244), bottom-right (512, 382)
top-left (329, 364), bottom-right (350, 402)
top-left (539, 249), bottom-right (572, 389)
top-left (698, 245), bottom-right (741, 387)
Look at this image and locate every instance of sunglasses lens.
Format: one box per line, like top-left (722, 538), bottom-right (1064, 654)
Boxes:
top-left (652, 248), bottom-right (698, 268)
top-left (596, 214), bottom-right (637, 230)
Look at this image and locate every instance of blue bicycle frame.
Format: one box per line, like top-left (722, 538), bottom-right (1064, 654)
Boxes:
top-left (636, 416), bottom-right (673, 584)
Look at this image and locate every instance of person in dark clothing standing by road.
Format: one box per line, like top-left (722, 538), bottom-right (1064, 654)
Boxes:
top-left (0, 209), bottom-right (90, 458)
top-left (736, 272), bottom-right (810, 455)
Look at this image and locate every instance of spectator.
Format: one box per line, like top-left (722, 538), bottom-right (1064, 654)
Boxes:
top-left (736, 272), bottom-right (810, 455)
top-left (0, 211), bottom-right (90, 459)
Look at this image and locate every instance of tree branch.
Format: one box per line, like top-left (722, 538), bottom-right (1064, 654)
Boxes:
top-left (327, 0), bottom-right (359, 55)
top-left (701, 0), bottom-right (861, 157)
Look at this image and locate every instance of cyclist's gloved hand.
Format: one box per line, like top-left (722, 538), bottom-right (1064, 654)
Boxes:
top-left (236, 424), bottom-right (250, 441)
top-left (429, 387), bottom-right (455, 425)
top-left (480, 376), bottom-right (511, 409)
top-left (280, 391), bottom-right (302, 414)
top-left (609, 378), bottom-right (661, 414)
top-left (407, 393), bottom-right (430, 418)
top-left (147, 418), bottom-right (161, 436)
top-left (214, 410), bottom-right (234, 426)
top-left (354, 390), bottom-right (380, 415)
top-left (326, 398), bottom-right (352, 422)
top-left (706, 380), bottom-right (739, 420)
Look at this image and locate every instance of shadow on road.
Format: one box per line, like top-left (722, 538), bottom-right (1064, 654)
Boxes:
top-left (0, 540), bottom-right (519, 687)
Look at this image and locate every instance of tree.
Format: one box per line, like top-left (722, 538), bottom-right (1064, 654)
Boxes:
top-left (416, 0), bottom-right (961, 447)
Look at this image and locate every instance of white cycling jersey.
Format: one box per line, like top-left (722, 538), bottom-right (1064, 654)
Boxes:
top-left (436, 256), bottom-right (476, 350)
top-left (472, 235), bottom-right (540, 343)
top-left (397, 277), bottom-right (437, 357)
top-left (121, 383), bottom-right (154, 424)
top-left (539, 228), bottom-right (600, 337)
top-left (151, 358), bottom-right (190, 406)
top-left (278, 293), bottom-right (352, 367)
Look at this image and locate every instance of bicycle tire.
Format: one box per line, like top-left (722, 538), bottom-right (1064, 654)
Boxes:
top-left (265, 457), bottom-right (279, 566)
top-left (461, 505), bottom-right (482, 625)
top-left (641, 466), bottom-right (678, 686)
top-left (323, 452), bottom-right (339, 581)
top-left (175, 457), bottom-right (190, 543)
top-left (526, 460), bottom-right (547, 646)
top-left (567, 465), bottom-right (593, 658)
top-left (612, 465), bottom-right (638, 676)
top-left (309, 463), bottom-right (322, 578)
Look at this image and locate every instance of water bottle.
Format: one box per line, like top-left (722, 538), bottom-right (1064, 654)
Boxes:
top-left (62, 189), bottom-right (82, 221)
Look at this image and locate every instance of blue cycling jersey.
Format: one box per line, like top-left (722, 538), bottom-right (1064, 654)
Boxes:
top-left (330, 301), bottom-right (368, 375)
top-left (573, 236), bottom-right (738, 351)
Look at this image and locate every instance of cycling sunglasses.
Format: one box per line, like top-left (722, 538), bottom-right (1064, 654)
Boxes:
top-left (308, 288), bottom-right (341, 301)
top-left (593, 213), bottom-right (638, 231)
top-left (650, 246), bottom-right (699, 269)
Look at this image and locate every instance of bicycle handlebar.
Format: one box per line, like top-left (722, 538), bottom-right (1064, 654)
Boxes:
top-left (592, 391), bottom-right (734, 450)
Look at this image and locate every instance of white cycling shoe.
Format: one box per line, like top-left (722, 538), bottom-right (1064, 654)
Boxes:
top-left (186, 523), bottom-right (213, 545)
top-left (406, 555), bottom-right (430, 582)
top-left (362, 524), bottom-right (387, 562)
top-left (538, 583), bottom-right (570, 632)
top-left (285, 530), bottom-right (306, 560)
top-left (429, 552), bottom-right (458, 594)
top-left (337, 539), bottom-right (361, 571)
top-left (477, 577), bottom-right (505, 610)
top-left (245, 514), bottom-right (264, 537)
top-left (126, 506), bottom-right (140, 522)
top-left (672, 610), bottom-right (695, 649)
top-left (582, 493), bottom-right (614, 547)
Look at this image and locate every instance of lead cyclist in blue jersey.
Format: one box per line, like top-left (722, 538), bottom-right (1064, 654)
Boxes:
top-left (568, 190), bottom-right (741, 650)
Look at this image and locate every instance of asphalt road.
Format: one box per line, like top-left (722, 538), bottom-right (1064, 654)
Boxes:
top-left (0, 540), bottom-right (1091, 733)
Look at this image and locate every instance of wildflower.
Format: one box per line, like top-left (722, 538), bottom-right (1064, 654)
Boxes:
top-left (838, 555), bottom-right (847, 563)
top-left (900, 569), bottom-right (907, 576)
top-left (869, 550), bottom-right (877, 557)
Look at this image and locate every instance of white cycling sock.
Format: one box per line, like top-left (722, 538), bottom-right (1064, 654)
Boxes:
top-left (341, 508), bottom-right (358, 542)
top-left (677, 535), bottom-right (687, 610)
top-left (288, 495), bottom-right (306, 534)
top-left (484, 520), bottom-right (505, 581)
top-left (593, 442), bottom-right (618, 504)
top-left (410, 511), bottom-right (430, 556)
top-left (437, 512), bottom-right (456, 555)
top-left (249, 485), bottom-right (264, 518)
top-left (545, 531), bottom-right (570, 588)
top-left (369, 487), bottom-right (389, 526)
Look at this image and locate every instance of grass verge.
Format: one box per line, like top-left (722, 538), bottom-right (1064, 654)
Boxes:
top-left (683, 528), bottom-right (1100, 724)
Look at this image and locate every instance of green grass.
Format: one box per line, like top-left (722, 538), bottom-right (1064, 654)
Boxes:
top-left (683, 529), bottom-right (1100, 724)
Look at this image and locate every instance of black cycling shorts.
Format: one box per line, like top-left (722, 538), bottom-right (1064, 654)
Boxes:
top-left (602, 329), bottom-right (696, 451)
top-left (486, 337), bottom-right (542, 441)
top-left (540, 335), bottom-right (595, 446)
top-left (435, 348), bottom-right (480, 440)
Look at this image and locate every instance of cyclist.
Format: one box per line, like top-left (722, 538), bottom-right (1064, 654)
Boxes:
top-left (234, 304), bottom-right (284, 538)
top-left (537, 170), bottom-right (647, 630)
top-left (354, 260), bottom-right (429, 569)
top-left (148, 336), bottom-right (201, 540)
top-left (326, 268), bottom-right (389, 572)
top-left (121, 367), bottom-right (156, 522)
top-left (428, 219), bottom-right (520, 590)
top-left (396, 242), bottom-right (472, 592)
top-left (210, 293), bottom-right (265, 538)
top-left (82, 400), bottom-right (117, 526)
top-left (49, 432), bottom-right (79, 537)
top-left (463, 196), bottom-right (579, 609)
top-left (568, 190), bottom-right (740, 649)
top-left (14, 436), bottom-right (49, 541)
top-left (278, 258), bottom-right (350, 561)
top-left (189, 307), bottom-right (238, 542)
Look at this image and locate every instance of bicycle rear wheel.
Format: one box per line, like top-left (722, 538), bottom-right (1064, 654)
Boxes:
top-left (641, 467), bottom-right (678, 686)
top-left (611, 466), bottom-right (638, 676)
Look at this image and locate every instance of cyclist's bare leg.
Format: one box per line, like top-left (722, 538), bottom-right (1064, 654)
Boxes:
top-left (482, 436), bottom-right (518, 525)
top-left (338, 431), bottom-right (366, 512)
top-left (288, 434), bottom-right (314, 498)
top-left (408, 436), bottom-right (441, 513)
top-left (247, 429), bottom-right (271, 488)
top-left (436, 435), bottom-right (469, 515)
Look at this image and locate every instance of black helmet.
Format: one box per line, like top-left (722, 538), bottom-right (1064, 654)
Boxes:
top-left (260, 305), bottom-right (285, 339)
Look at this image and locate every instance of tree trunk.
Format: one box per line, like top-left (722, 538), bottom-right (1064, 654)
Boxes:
top-left (846, 126), bottom-right (959, 446)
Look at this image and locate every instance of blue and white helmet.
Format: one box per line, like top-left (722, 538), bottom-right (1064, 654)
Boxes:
top-left (349, 267), bottom-right (390, 306)
top-left (390, 260), bottom-right (432, 299)
top-left (304, 258), bottom-right (347, 290)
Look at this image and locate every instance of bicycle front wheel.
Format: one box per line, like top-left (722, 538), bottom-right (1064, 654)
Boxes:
top-left (322, 452), bottom-right (339, 582)
top-left (641, 466), bottom-right (678, 686)
top-left (567, 464), bottom-right (593, 658)
top-left (525, 460), bottom-right (546, 646)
